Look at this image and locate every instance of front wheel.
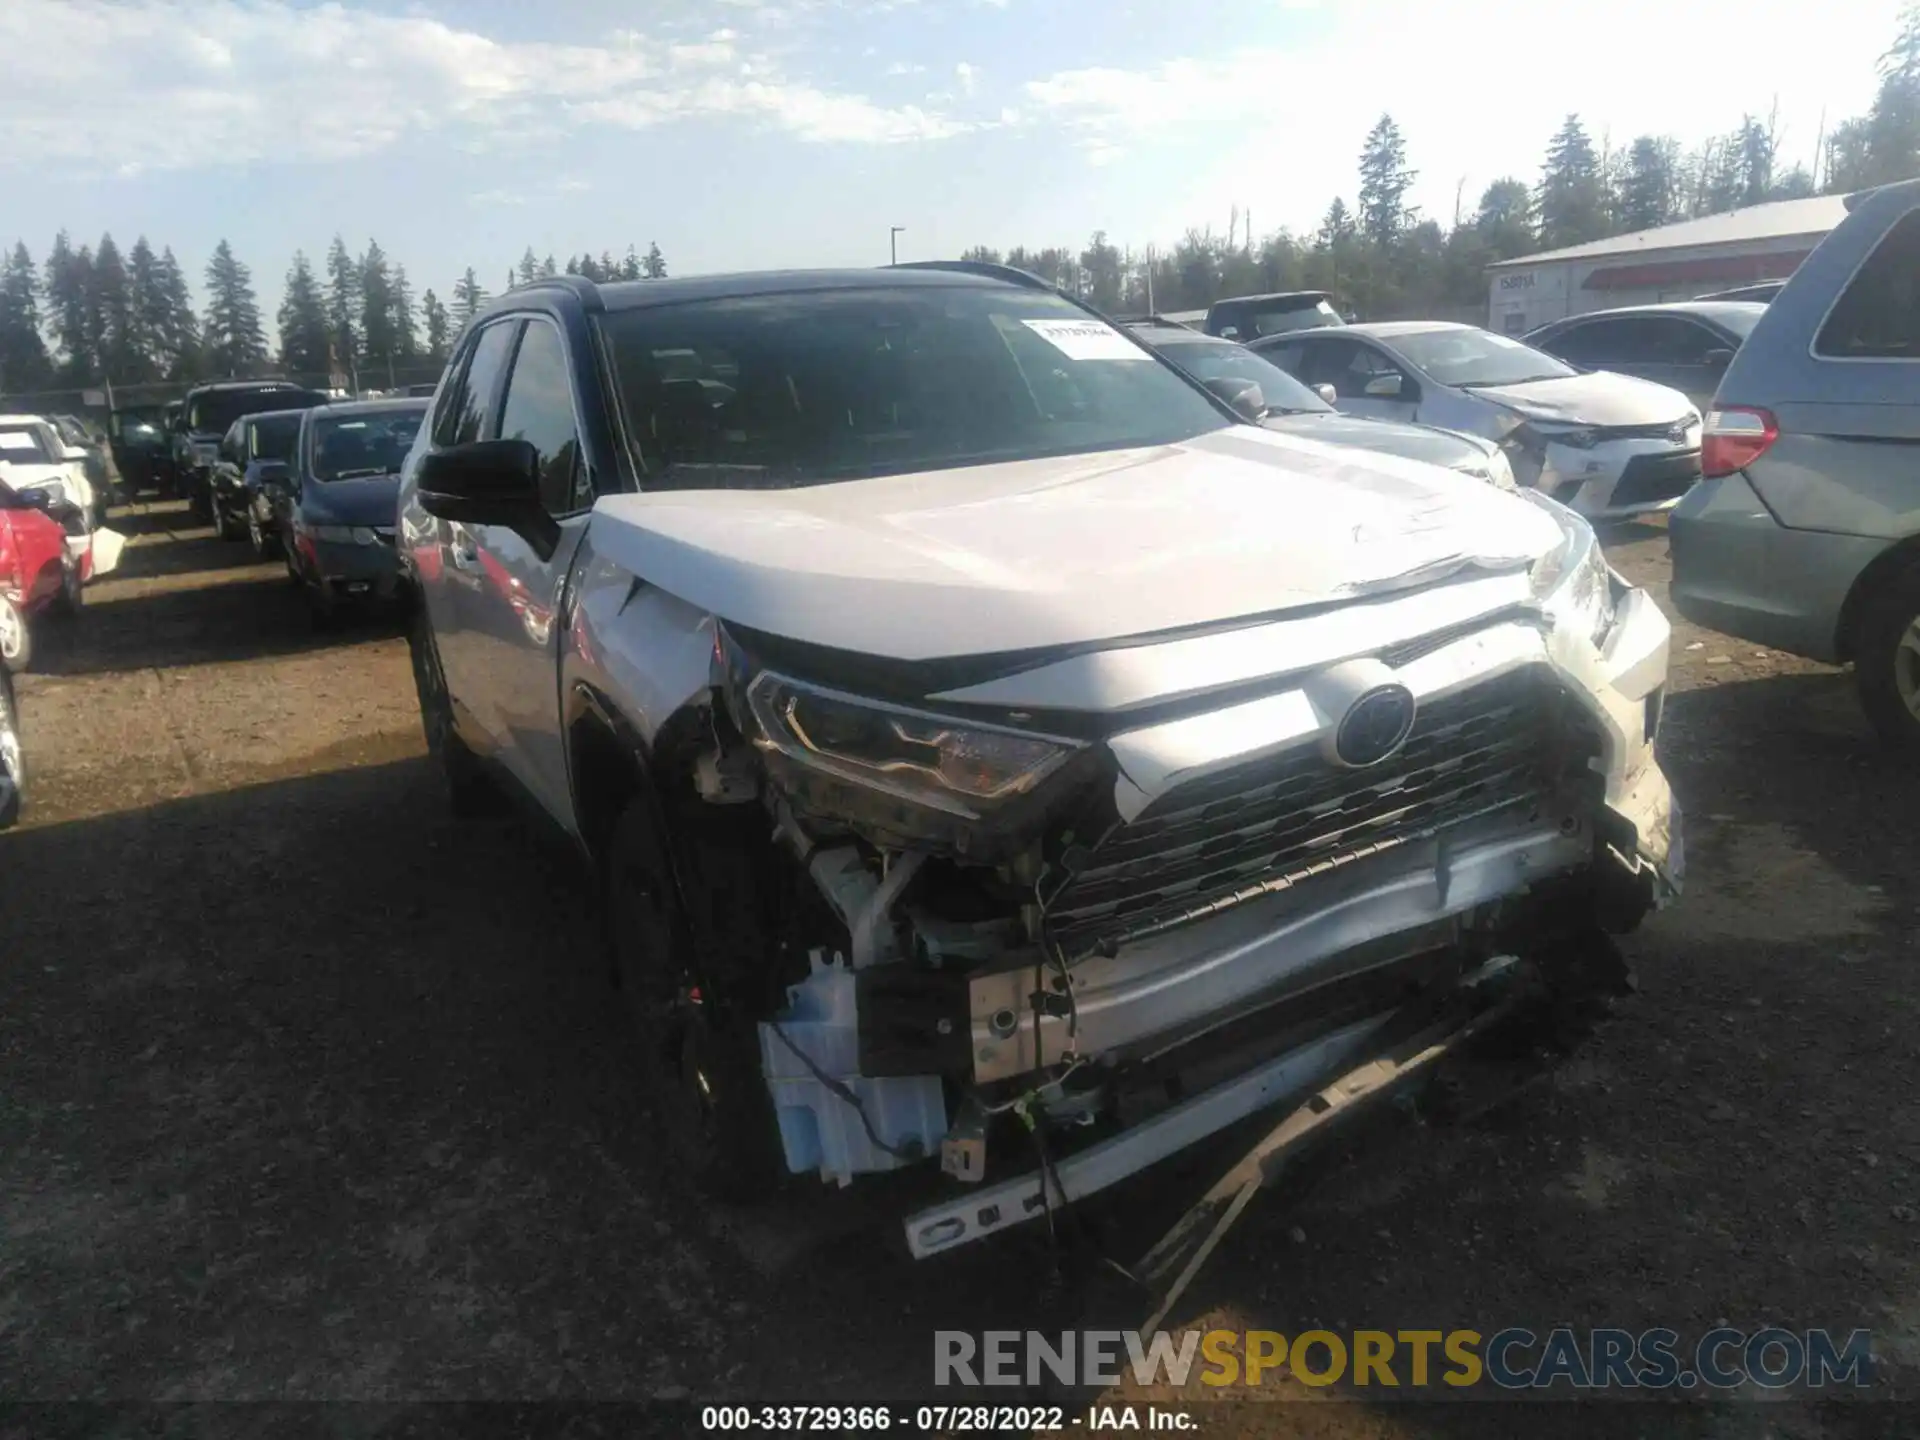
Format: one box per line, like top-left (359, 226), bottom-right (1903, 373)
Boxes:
top-left (210, 492), bottom-right (240, 541)
top-left (1852, 561), bottom-right (1920, 750)
top-left (605, 801), bottom-right (783, 1202)
top-left (48, 558), bottom-right (83, 621)
top-left (406, 603), bottom-right (495, 817)
top-left (0, 595), bottom-right (33, 673)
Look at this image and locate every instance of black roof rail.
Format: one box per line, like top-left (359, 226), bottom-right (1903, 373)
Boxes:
top-left (501, 274), bottom-right (605, 310)
top-left (892, 259), bottom-right (1054, 291)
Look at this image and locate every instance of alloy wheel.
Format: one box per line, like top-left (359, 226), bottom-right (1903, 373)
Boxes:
top-left (0, 597), bottom-right (23, 664)
top-left (1895, 618), bottom-right (1920, 721)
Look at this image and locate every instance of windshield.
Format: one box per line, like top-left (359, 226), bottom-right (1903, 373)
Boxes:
top-left (309, 408), bottom-right (425, 480)
top-left (1151, 338), bottom-right (1331, 414)
top-left (0, 425), bottom-right (56, 464)
top-left (1391, 328), bottom-right (1577, 388)
top-left (250, 414), bottom-right (304, 464)
top-left (600, 285), bottom-right (1229, 490)
top-left (188, 388), bottom-right (326, 435)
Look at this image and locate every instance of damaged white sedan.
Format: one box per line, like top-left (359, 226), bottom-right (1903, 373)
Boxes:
top-left (396, 263), bottom-right (1681, 1261)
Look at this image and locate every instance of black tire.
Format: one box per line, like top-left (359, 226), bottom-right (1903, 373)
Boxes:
top-left (48, 558), bottom-right (83, 621)
top-left (605, 799), bottom-right (783, 1202)
top-left (1853, 560), bottom-right (1920, 750)
top-left (210, 492), bottom-right (240, 541)
top-left (247, 506), bottom-right (279, 559)
top-left (406, 602), bottom-right (495, 817)
top-left (0, 595), bottom-right (32, 674)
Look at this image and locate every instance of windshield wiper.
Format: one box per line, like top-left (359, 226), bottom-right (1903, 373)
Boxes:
top-left (326, 467), bottom-right (397, 481)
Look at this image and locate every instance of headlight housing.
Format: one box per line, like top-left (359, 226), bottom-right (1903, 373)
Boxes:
top-left (307, 523), bottom-right (378, 545)
top-left (1521, 490), bottom-right (1616, 646)
top-left (724, 650), bottom-right (1088, 855)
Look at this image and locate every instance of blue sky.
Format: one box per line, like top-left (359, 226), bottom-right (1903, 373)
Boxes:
top-left (2, 0), bottom-right (1900, 315)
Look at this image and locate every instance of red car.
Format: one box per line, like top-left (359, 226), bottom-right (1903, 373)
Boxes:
top-left (0, 476), bottom-right (85, 672)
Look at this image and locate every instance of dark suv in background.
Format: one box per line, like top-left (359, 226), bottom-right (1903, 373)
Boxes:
top-left (172, 380), bottom-right (330, 520)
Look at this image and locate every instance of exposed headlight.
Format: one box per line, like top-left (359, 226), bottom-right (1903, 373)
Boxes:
top-left (743, 671), bottom-right (1079, 822)
top-left (1544, 425), bottom-right (1600, 450)
top-left (1521, 491), bottom-right (1615, 645)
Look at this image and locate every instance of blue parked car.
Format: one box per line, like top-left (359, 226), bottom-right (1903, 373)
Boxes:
top-left (259, 397), bottom-right (428, 626)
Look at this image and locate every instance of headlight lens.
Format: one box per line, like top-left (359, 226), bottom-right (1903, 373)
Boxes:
top-left (1521, 491), bottom-right (1616, 645)
top-left (743, 670), bottom-right (1078, 821)
top-left (1475, 446), bottom-right (1516, 490)
top-left (311, 523), bottom-right (356, 543)
top-left (1545, 426), bottom-right (1600, 450)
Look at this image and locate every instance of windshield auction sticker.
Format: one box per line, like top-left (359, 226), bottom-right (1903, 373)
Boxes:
top-left (1022, 319), bottom-right (1152, 361)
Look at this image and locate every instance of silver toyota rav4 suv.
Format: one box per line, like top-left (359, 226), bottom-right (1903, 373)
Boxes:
top-left (1670, 177), bottom-right (1920, 745)
top-left (395, 263), bottom-right (1680, 1261)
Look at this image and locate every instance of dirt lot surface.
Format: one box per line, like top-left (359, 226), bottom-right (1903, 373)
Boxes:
top-left (4, 501), bottom-right (1919, 1437)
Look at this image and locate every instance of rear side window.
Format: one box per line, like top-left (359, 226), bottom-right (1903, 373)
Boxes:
top-left (496, 321), bottom-right (590, 514)
top-left (1816, 208), bottom-right (1920, 360)
top-left (435, 321), bottom-right (522, 445)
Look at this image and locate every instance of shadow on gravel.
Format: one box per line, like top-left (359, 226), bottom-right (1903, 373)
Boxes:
top-left (109, 529), bottom-right (265, 582)
top-left (33, 575), bottom-right (405, 677)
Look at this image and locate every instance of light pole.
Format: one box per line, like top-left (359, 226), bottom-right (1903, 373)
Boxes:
top-left (890, 226), bottom-right (906, 266)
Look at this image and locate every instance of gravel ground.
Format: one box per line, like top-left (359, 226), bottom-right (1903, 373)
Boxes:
top-left (3, 501), bottom-right (1918, 1436)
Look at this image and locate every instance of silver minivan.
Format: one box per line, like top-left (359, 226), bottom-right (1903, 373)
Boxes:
top-left (1668, 177), bottom-right (1920, 746)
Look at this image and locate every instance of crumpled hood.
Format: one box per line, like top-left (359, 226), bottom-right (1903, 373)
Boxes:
top-left (589, 427), bottom-right (1564, 661)
top-left (1263, 411), bottom-right (1493, 469)
top-left (301, 477), bottom-right (398, 527)
top-left (1469, 370), bottom-right (1694, 428)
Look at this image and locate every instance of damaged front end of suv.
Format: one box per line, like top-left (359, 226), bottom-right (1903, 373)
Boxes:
top-left (601, 486), bottom-right (1679, 1262)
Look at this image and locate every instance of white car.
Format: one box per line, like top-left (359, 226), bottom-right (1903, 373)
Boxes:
top-left (1252, 323), bottom-right (1703, 521)
top-left (0, 414), bottom-right (97, 526)
top-left (395, 266), bottom-right (1681, 1261)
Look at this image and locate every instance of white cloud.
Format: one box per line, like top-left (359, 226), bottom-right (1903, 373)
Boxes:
top-left (0, 0), bottom-right (980, 172)
top-left (955, 61), bottom-right (977, 95)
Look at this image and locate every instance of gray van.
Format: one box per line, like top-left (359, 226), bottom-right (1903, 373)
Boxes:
top-left (1669, 177), bottom-right (1920, 745)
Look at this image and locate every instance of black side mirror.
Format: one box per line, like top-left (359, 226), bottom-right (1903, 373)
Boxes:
top-left (1202, 376), bottom-right (1266, 422)
top-left (416, 439), bottom-right (558, 559)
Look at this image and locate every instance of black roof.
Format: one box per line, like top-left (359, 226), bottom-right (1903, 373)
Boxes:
top-left (475, 266), bottom-right (1027, 324)
top-left (1208, 291), bottom-right (1332, 308)
top-left (1128, 323), bottom-right (1231, 345)
top-left (182, 378), bottom-right (313, 395)
top-left (308, 396), bottom-right (430, 420)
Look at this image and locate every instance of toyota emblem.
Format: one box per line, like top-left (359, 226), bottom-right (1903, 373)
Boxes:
top-left (1334, 684), bottom-right (1418, 768)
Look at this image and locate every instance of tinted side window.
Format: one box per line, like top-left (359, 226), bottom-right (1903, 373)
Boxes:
top-left (1816, 208), bottom-right (1920, 359)
top-left (435, 322), bottom-right (521, 446)
top-left (496, 321), bottom-right (589, 514)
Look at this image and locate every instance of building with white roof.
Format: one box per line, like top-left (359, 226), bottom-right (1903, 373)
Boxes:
top-left (1485, 194), bottom-right (1850, 334)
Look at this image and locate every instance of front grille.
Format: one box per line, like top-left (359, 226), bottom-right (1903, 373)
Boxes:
top-left (1043, 668), bottom-right (1593, 958)
top-left (1610, 450), bottom-right (1700, 508)
top-left (1596, 420), bottom-right (1691, 444)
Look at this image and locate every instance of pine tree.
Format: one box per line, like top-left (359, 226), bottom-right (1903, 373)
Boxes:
top-left (1316, 198), bottom-right (1357, 249)
top-left (421, 289), bottom-right (451, 361)
top-left (1474, 178), bottom-right (1535, 258)
top-left (1357, 114), bottom-right (1417, 248)
top-left (277, 252), bottom-right (332, 378)
top-left (517, 247), bottom-right (539, 287)
top-left (154, 247), bottom-right (201, 380)
top-left (125, 237), bottom-right (165, 380)
top-left (1860, 6), bottom-right (1920, 187)
top-left (0, 243), bottom-right (52, 392)
top-left (324, 236), bottom-right (361, 373)
top-left (643, 242), bottom-right (667, 279)
top-left (451, 268), bottom-right (487, 326)
top-left (360, 238), bottom-right (397, 373)
top-left (619, 245), bottom-right (642, 281)
top-left (202, 240), bottom-right (268, 377)
top-left (91, 234), bottom-right (136, 383)
top-left (1616, 137), bottom-right (1680, 232)
top-left (1537, 115), bottom-right (1609, 250)
top-left (44, 231), bottom-right (94, 382)
top-left (391, 265), bottom-right (418, 359)
top-left (599, 249), bottom-right (617, 279)
top-left (538, 254), bottom-right (558, 279)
